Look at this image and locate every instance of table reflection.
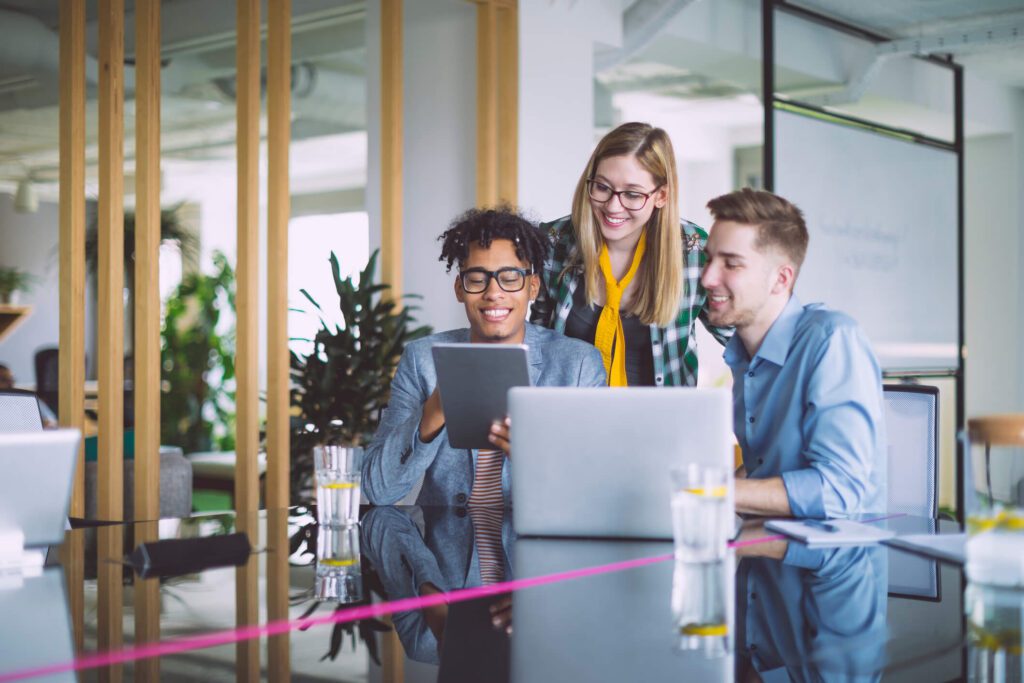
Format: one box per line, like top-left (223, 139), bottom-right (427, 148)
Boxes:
top-left (0, 567), bottom-right (76, 682)
top-left (360, 504), bottom-right (513, 672)
top-left (736, 541), bottom-right (888, 682)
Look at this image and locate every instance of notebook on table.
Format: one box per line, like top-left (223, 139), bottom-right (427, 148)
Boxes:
top-left (509, 387), bottom-right (733, 540)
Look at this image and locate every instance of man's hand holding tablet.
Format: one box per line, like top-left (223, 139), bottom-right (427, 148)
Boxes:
top-left (430, 343), bottom-right (531, 451)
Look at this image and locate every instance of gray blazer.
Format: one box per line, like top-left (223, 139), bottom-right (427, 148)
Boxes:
top-left (362, 323), bottom-right (606, 505)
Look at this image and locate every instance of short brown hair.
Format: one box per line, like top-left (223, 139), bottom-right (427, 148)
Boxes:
top-left (706, 188), bottom-right (809, 270)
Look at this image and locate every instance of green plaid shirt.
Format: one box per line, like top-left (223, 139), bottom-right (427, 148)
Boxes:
top-left (530, 215), bottom-right (733, 387)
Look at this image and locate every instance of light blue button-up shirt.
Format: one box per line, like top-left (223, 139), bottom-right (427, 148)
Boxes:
top-left (724, 296), bottom-right (886, 518)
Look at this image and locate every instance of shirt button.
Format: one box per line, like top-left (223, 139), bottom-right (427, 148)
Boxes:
top-left (750, 592), bottom-right (757, 600)
top-left (749, 644), bottom-right (758, 652)
top-left (455, 493), bottom-right (467, 504)
top-left (748, 416), bottom-right (755, 424)
top-left (747, 371), bottom-right (755, 378)
top-left (758, 458), bottom-right (764, 465)
top-left (655, 375), bottom-right (664, 384)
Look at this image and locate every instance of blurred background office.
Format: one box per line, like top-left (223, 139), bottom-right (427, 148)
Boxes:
top-left (0, 0), bottom-right (1021, 517)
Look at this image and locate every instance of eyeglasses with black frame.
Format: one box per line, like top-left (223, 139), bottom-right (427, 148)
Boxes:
top-left (458, 267), bottom-right (533, 294)
top-left (586, 179), bottom-right (661, 211)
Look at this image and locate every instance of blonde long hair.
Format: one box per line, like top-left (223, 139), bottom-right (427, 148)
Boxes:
top-left (568, 122), bottom-right (681, 327)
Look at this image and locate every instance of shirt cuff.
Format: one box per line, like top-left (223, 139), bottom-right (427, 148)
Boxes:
top-left (781, 468), bottom-right (827, 519)
top-left (782, 542), bottom-right (829, 570)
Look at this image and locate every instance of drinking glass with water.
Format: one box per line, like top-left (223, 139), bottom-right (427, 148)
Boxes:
top-left (670, 464), bottom-right (731, 563)
top-left (314, 445), bottom-right (362, 527)
top-left (315, 525), bottom-right (363, 603)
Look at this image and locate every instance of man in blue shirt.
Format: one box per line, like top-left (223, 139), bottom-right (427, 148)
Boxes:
top-left (701, 189), bottom-right (885, 518)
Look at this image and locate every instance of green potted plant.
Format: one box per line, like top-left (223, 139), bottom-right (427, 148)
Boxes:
top-left (160, 251), bottom-right (237, 454)
top-left (289, 249), bottom-right (431, 504)
top-left (0, 267), bottom-right (34, 305)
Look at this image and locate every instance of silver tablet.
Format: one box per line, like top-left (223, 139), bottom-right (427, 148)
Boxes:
top-left (431, 343), bottom-right (531, 450)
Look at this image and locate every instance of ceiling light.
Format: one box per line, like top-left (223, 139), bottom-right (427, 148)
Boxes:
top-left (14, 178), bottom-right (38, 214)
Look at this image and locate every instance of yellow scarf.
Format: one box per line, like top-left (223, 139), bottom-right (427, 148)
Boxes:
top-left (594, 232), bottom-right (646, 386)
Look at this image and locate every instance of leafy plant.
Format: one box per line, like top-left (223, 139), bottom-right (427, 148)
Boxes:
top-left (0, 266), bottom-right (34, 302)
top-left (160, 251), bottom-right (237, 453)
top-left (289, 249), bottom-right (431, 503)
top-left (85, 203), bottom-right (199, 281)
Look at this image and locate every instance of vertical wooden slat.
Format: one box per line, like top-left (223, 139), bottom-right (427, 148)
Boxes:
top-left (381, 0), bottom-right (403, 298)
top-left (134, 0), bottom-right (161, 527)
top-left (235, 511), bottom-right (261, 682)
top-left (98, 524), bottom-right (125, 683)
top-left (267, 0), bottom-right (292, 678)
top-left (266, 0), bottom-right (290, 518)
top-left (235, 0), bottom-right (260, 517)
top-left (97, 0), bottom-right (125, 522)
top-left (58, 0), bottom-right (86, 653)
top-left (496, 1), bottom-right (518, 205)
top-left (236, 0), bottom-right (261, 679)
top-left (476, 1), bottom-right (499, 207)
top-left (98, 0), bottom-right (125, 678)
top-left (381, 615), bottom-right (405, 683)
top-left (267, 510), bottom-right (291, 682)
top-left (134, 1), bottom-right (161, 677)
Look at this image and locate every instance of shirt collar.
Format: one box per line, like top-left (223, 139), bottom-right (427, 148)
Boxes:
top-left (722, 295), bottom-right (803, 368)
top-left (755, 294), bottom-right (803, 367)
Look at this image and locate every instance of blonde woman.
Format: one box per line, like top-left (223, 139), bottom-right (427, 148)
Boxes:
top-left (531, 122), bottom-right (732, 386)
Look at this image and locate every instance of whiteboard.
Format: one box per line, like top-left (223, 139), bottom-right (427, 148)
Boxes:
top-left (775, 109), bottom-right (959, 371)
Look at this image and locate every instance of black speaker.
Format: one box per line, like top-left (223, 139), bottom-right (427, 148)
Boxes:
top-left (126, 533), bottom-right (252, 579)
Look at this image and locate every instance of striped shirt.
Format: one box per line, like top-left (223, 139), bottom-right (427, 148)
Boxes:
top-left (530, 216), bottom-right (733, 387)
top-left (468, 449), bottom-right (506, 584)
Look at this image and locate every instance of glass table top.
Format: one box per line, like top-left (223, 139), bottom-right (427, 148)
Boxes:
top-left (0, 507), bottom-right (1004, 682)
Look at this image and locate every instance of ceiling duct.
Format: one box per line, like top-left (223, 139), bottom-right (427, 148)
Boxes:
top-left (0, 8), bottom-right (100, 87)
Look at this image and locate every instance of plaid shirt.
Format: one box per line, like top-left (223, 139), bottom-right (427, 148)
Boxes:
top-left (530, 216), bottom-right (733, 387)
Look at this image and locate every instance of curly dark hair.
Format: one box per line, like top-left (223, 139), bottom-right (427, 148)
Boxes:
top-left (438, 206), bottom-right (549, 273)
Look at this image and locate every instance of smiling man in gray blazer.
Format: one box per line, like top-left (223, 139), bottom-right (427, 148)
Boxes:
top-left (363, 207), bottom-right (606, 506)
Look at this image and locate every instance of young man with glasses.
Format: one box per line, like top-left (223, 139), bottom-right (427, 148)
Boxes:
top-left (363, 207), bottom-right (606, 506)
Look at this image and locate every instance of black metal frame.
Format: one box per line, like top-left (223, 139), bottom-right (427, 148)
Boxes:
top-left (761, 0), bottom-right (966, 521)
top-left (883, 383), bottom-right (941, 518)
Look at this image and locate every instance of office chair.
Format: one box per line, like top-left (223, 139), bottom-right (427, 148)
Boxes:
top-left (0, 389), bottom-right (44, 433)
top-left (883, 384), bottom-right (939, 517)
top-left (33, 347), bottom-right (60, 421)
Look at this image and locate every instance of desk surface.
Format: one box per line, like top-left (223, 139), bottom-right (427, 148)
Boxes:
top-left (0, 508), bottom-right (994, 682)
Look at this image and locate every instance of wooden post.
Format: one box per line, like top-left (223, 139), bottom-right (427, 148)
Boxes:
top-left (97, 0), bottom-right (126, 676)
top-left (476, 0), bottom-right (499, 207)
top-left (58, 0), bottom-right (86, 652)
top-left (236, 0), bottom-right (262, 678)
top-left (267, 0), bottom-right (293, 678)
top-left (381, 0), bottom-right (404, 299)
top-left (134, 0), bottom-right (162, 675)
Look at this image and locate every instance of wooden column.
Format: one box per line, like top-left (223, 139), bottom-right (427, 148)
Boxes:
top-left (134, 0), bottom-right (160, 525)
top-left (58, 0), bottom-right (86, 653)
top-left (134, 0), bottom-right (162, 676)
top-left (97, 0), bottom-right (126, 678)
top-left (235, 511), bottom-right (261, 682)
top-left (235, 0), bottom-right (260, 516)
top-left (267, 0), bottom-right (292, 679)
top-left (381, 0), bottom-right (403, 298)
top-left (475, 0), bottom-right (499, 207)
top-left (97, 0), bottom-right (125, 523)
top-left (236, 0), bottom-right (261, 679)
top-left (496, 1), bottom-right (518, 205)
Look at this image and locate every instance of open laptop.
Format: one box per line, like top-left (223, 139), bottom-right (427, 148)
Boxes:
top-left (509, 387), bottom-right (732, 540)
top-left (0, 429), bottom-right (80, 567)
